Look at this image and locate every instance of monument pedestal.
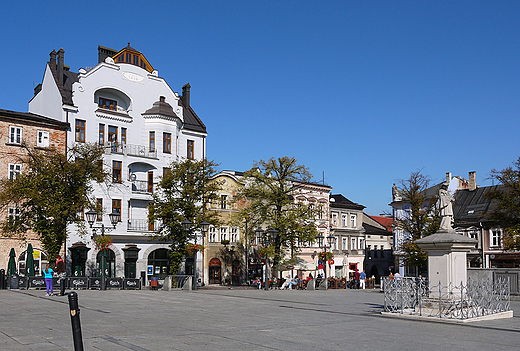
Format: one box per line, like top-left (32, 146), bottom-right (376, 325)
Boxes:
top-left (416, 229), bottom-right (477, 287)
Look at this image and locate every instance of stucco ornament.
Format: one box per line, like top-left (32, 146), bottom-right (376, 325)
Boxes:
top-left (392, 183), bottom-right (402, 201)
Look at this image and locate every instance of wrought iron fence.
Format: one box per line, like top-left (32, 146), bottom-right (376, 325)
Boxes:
top-left (383, 277), bottom-right (510, 320)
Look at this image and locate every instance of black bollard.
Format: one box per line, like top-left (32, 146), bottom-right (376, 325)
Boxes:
top-left (0, 269), bottom-right (5, 290)
top-left (68, 292), bottom-right (84, 351)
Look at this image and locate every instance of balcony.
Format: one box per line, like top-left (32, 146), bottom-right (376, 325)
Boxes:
top-left (128, 219), bottom-right (161, 232)
top-left (131, 180), bottom-right (155, 194)
top-left (103, 143), bottom-right (157, 159)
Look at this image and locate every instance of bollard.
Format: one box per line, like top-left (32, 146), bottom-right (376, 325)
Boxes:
top-left (68, 292), bottom-right (84, 351)
top-left (0, 269), bottom-right (5, 290)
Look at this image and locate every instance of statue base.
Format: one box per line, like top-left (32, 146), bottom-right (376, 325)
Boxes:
top-left (415, 229), bottom-right (477, 287)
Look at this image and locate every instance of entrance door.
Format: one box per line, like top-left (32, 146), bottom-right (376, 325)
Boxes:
top-left (209, 257), bottom-right (222, 284)
top-left (232, 260), bottom-right (240, 285)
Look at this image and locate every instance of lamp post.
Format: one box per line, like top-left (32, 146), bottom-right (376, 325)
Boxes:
top-left (85, 209), bottom-right (120, 290)
top-left (316, 232), bottom-right (336, 290)
top-left (255, 227), bottom-right (278, 290)
top-left (182, 220), bottom-right (210, 291)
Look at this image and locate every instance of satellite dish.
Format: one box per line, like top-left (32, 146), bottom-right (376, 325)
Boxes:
top-left (448, 177), bottom-right (458, 195)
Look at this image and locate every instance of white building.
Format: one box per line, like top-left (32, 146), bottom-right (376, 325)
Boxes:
top-left (29, 45), bottom-right (207, 284)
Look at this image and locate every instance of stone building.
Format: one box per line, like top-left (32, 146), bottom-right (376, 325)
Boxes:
top-left (0, 108), bottom-right (68, 275)
top-left (28, 45), bottom-right (207, 285)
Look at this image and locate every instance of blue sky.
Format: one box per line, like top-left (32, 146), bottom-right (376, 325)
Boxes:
top-left (1, 1), bottom-right (519, 215)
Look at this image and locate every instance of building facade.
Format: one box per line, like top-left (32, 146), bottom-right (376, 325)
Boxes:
top-left (0, 108), bottom-right (68, 275)
top-left (28, 45), bottom-right (207, 284)
top-left (363, 214), bottom-right (394, 281)
top-left (329, 194), bottom-right (365, 278)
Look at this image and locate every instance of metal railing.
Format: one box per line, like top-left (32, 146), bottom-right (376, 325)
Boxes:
top-left (383, 277), bottom-right (510, 320)
top-left (127, 219), bottom-right (160, 232)
top-left (103, 143), bottom-right (157, 159)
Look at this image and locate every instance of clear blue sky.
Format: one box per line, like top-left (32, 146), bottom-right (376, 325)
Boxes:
top-left (1, 1), bottom-right (519, 215)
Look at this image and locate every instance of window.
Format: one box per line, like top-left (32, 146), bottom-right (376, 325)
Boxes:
top-left (108, 126), bottom-right (118, 143)
top-left (187, 140), bottom-right (194, 159)
top-left (220, 195), bottom-right (228, 209)
top-left (112, 199), bottom-right (121, 221)
top-left (99, 97), bottom-right (117, 111)
top-left (149, 131), bottom-right (155, 152)
top-left (342, 214), bottom-right (348, 227)
top-left (469, 230), bottom-right (479, 241)
top-left (220, 227), bottom-right (228, 242)
top-left (230, 227), bottom-right (238, 242)
top-left (37, 131), bottom-right (49, 147)
top-left (350, 214), bottom-right (357, 228)
top-left (163, 133), bottom-right (171, 153)
top-left (342, 237), bottom-right (348, 250)
top-left (98, 124), bottom-right (105, 145)
top-left (209, 227), bottom-right (217, 242)
top-left (359, 238), bottom-right (365, 250)
top-left (75, 120), bottom-right (85, 142)
top-left (121, 128), bottom-right (127, 144)
top-left (163, 167), bottom-right (171, 176)
top-left (112, 161), bottom-right (122, 183)
top-left (8, 207), bottom-right (20, 222)
top-left (147, 171), bottom-right (153, 193)
top-left (9, 126), bottom-right (22, 144)
top-left (491, 228), bottom-right (502, 248)
top-left (8, 164), bottom-right (21, 179)
top-left (351, 237), bottom-right (357, 250)
top-left (96, 198), bottom-right (103, 221)
top-left (332, 213), bottom-right (338, 226)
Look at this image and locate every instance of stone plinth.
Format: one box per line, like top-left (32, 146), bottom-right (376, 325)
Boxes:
top-left (416, 229), bottom-right (477, 287)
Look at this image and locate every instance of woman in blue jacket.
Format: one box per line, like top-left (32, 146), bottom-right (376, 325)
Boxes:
top-left (43, 265), bottom-right (54, 296)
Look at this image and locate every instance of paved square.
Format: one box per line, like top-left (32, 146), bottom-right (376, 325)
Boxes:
top-left (0, 288), bottom-right (519, 350)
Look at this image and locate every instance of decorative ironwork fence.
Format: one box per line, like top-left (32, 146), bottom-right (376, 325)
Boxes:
top-left (383, 277), bottom-right (510, 320)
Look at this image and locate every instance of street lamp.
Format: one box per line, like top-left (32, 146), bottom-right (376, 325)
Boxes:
top-left (316, 232), bottom-right (336, 290)
top-left (255, 227), bottom-right (278, 290)
top-left (182, 219), bottom-right (210, 290)
top-left (85, 209), bottom-right (120, 290)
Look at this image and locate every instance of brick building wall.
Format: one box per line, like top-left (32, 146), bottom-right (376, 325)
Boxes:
top-left (0, 109), bottom-right (68, 276)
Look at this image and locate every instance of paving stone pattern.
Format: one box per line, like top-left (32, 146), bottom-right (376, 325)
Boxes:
top-left (0, 288), bottom-right (519, 350)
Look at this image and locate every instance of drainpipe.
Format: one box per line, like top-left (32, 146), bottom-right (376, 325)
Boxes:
top-left (480, 222), bottom-right (485, 268)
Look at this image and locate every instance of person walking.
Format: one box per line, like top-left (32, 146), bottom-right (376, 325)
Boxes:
top-left (359, 270), bottom-right (366, 289)
top-left (43, 265), bottom-right (54, 296)
top-left (55, 255), bottom-right (66, 296)
top-left (354, 269), bottom-right (360, 289)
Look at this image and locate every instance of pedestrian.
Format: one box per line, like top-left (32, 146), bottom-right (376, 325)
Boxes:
top-left (354, 269), bottom-right (360, 289)
top-left (359, 269), bottom-right (366, 289)
top-left (55, 255), bottom-right (66, 296)
top-left (43, 264), bottom-right (54, 296)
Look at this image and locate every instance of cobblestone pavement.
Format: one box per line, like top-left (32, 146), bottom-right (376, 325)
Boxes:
top-left (0, 288), bottom-right (519, 350)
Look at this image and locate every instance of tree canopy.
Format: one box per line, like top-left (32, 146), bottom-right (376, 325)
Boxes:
top-left (488, 157), bottom-right (520, 250)
top-left (393, 170), bottom-right (440, 269)
top-left (149, 158), bottom-right (221, 273)
top-left (0, 143), bottom-right (108, 260)
top-left (235, 157), bottom-right (320, 274)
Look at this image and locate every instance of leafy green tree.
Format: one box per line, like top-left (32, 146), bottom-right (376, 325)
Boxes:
top-left (0, 143), bottom-right (108, 260)
top-left (236, 157), bottom-right (319, 277)
top-left (149, 159), bottom-right (221, 274)
top-left (488, 157), bottom-right (520, 250)
top-left (393, 170), bottom-right (440, 270)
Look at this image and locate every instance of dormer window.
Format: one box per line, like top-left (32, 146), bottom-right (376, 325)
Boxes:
top-left (99, 97), bottom-right (117, 111)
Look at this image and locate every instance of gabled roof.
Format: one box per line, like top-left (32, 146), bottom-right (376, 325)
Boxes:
top-left (453, 185), bottom-right (503, 226)
top-left (363, 222), bottom-right (391, 236)
top-left (112, 43), bottom-right (154, 73)
top-left (0, 108), bottom-right (69, 129)
top-left (367, 215), bottom-right (393, 232)
top-left (181, 103), bottom-right (207, 134)
top-left (47, 62), bottom-right (78, 106)
top-left (330, 194), bottom-right (365, 210)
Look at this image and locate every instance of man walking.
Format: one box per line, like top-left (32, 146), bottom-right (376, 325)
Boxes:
top-left (359, 269), bottom-right (366, 289)
top-left (55, 255), bottom-right (66, 296)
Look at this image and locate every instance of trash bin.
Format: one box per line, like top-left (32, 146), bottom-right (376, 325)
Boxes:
top-left (9, 274), bottom-right (19, 290)
top-left (0, 269), bottom-right (5, 289)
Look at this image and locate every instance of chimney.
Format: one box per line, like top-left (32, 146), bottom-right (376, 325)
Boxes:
top-left (469, 171), bottom-right (477, 191)
top-left (49, 49), bottom-right (57, 67)
top-left (446, 172), bottom-right (451, 184)
top-left (57, 48), bottom-right (65, 88)
top-left (182, 83), bottom-right (191, 107)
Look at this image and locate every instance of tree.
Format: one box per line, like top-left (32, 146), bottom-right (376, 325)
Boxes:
top-left (393, 170), bottom-right (440, 270)
top-left (0, 143), bottom-right (108, 260)
top-left (235, 157), bottom-right (319, 277)
top-left (487, 157), bottom-right (520, 250)
top-left (149, 159), bottom-right (221, 274)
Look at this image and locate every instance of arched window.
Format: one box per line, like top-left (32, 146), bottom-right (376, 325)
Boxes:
top-left (96, 249), bottom-right (116, 278)
top-left (18, 249), bottom-right (47, 276)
